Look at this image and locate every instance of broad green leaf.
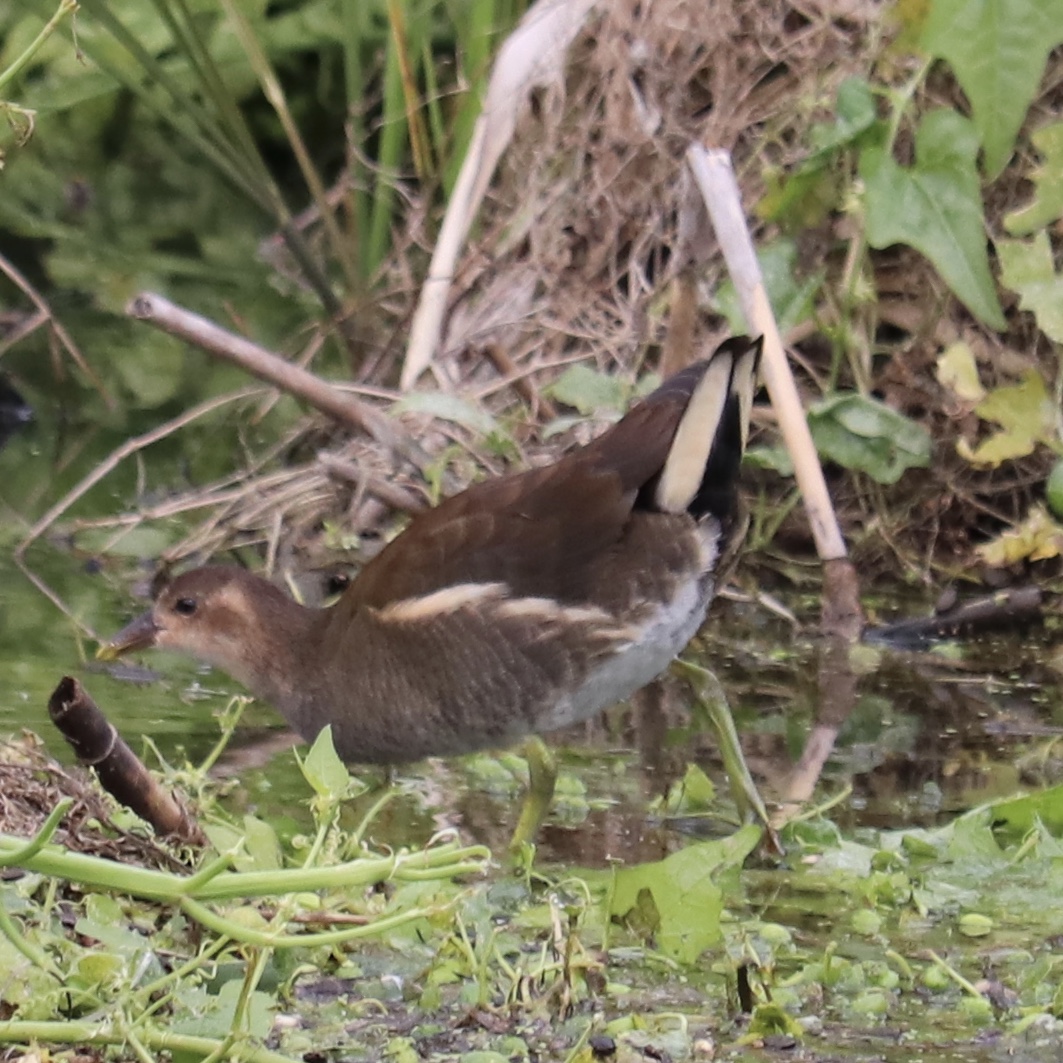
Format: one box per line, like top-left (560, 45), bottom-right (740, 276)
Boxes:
top-left (633, 372), bottom-right (662, 398)
top-left (992, 782), bottom-right (1063, 839)
top-left (810, 77), bottom-right (879, 156)
top-left (807, 393), bottom-right (931, 484)
top-left (109, 334), bottom-right (188, 409)
top-left (743, 444), bottom-right (795, 476)
top-left (74, 525), bottom-right (176, 559)
top-left (77, 897), bottom-right (147, 953)
top-left (172, 981), bottom-right (274, 1041)
top-left (544, 365), bottom-right (625, 414)
top-left (715, 238), bottom-right (822, 334)
top-left (609, 826), bottom-right (759, 964)
top-left (300, 726), bottom-right (351, 800)
top-left (72, 952), bottom-right (127, 990)
top-left (759, 78), bottom-right (883, 227)
top-left (759, 164), bottom-right (838, 228)
top-left (942, 811), bottom-right (1009, 870)
top-left (548, 364), bottom-right (627, 415)
top-left (1005, 122), bottom-right (1063, 235)
top-left (920, 0), bottom-right (1063, 179)
top-left (935, 342), bottom-right (986, 402)
top-left (997, 232), bottom-right (1063, 343)
top-left (657, 763), bottom-right (716, 815)
top-left (241, 814), bottom-right (284, 871)
top-left (540, 415), bottom-right (587, 440)
top-left (976, 504), bottom-right (1063, 565)
top-left (860, 110), bottom-right (1006, 330)
top-left (200, 816), bottom-right (283, 873)
top-left (0, 933), bottom-right (64, 1020)
top-left (957, 369), bottom-right (1058, 465)
top-left (394, 391), bottom-right (499, 435)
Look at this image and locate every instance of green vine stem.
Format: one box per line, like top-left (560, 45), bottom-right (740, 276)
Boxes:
top-left (0, 831), bottom-right (489, 902)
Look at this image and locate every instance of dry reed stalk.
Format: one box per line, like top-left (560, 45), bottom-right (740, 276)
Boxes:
top-left (687, 144), bottom-right (863, 639)
top-left (401, 0), bottom-right (600, 388)
top-left (127, 293), bottom-right (426, 464)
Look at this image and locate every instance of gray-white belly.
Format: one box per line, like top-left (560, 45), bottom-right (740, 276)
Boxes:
top-left (531, 572), bottom-right (716, 734)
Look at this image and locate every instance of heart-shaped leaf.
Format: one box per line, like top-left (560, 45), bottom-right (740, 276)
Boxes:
top-left (920, 0), bottom-right (1063, 179)
top-left (860, 110), bottom-right (1005, 330)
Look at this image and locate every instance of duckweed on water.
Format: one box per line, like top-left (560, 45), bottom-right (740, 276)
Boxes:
top-left (3, 726), bottom-right (1063, 1060)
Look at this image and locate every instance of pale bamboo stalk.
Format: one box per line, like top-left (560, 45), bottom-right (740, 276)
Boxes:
top-left (686, 145), bottom-right (849, 562)
top-left (400, 0), bottom-right (600, 389)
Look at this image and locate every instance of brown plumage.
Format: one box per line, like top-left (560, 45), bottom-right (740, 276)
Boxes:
top-left (100, 336), bottom-right (761, 763)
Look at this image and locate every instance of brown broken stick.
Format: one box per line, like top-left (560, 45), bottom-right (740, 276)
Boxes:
top-left (48, 677), bottom-right (205, 846)
top-left (864, 586), bottom-right (1044, 649)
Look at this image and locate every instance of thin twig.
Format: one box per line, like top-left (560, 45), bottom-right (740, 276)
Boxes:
top-left (481, 342), bottom-right (558, 420)
top-left (15, 387), bottom-right (266, 636)
top-left (317, 452), bottom-right (427, 515)
top-left (126, 293), bottom-right (427, 466)
top-left (0, 308), bottom-right (48, 358)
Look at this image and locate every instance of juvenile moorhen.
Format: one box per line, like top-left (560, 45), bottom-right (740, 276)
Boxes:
top-left (101, 337), bottom-right (762, 829)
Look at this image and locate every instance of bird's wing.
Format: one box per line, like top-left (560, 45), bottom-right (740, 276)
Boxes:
top-left (320, 582), bottom-right (634, 761)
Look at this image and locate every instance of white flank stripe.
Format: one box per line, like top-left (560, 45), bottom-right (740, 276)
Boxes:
top-left (379, 582), bottom-right (507, 622)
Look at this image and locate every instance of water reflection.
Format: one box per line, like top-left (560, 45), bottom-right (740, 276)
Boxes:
top-left (2, 529), bottom-right (1061, 867)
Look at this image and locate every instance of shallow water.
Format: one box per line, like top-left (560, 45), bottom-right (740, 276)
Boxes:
top-left (3, 404), bottom-right (1062, 860)
top-left (6, 416), bottom-right (1063, 1060)
top-left (3, 506), bottom-right (1060, 867)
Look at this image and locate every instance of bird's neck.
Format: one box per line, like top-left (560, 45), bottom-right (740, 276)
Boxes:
top-left (213, 581), bottom-right (332, 723)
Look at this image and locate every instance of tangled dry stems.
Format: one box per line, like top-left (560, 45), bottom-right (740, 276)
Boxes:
top-left (21, 0), bottom-right (1063, 597)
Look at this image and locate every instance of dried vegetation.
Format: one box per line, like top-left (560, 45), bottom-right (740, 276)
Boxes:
top-left (24, 0), bottom-right (1063, 591)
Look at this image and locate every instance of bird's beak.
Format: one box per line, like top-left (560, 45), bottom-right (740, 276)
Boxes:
top-left (96, 611), bottom-right (160, 661)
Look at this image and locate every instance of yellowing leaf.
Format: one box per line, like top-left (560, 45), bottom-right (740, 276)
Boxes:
top-left (1005, 122), bottom-right (1063, 235)
top-left (957, 432), bottom-right (1036, 466)
top-left (997, 233), bottom-right (1063, 343)
top-left (957, 369), bottom-right (1058, 466)
top-left (977, 505), bottom-right (1063, 566)
top-left (935, 342), bottom-right (986, 402)
top-left (976, 369), bottom-right (1055, 435)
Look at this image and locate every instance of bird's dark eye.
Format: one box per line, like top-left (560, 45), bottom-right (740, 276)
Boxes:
top-left (173, 597), bottom-right (198, 616)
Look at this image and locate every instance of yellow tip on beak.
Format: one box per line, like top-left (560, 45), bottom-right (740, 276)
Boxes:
top-left (96, 611), bottom-right (160, 661)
